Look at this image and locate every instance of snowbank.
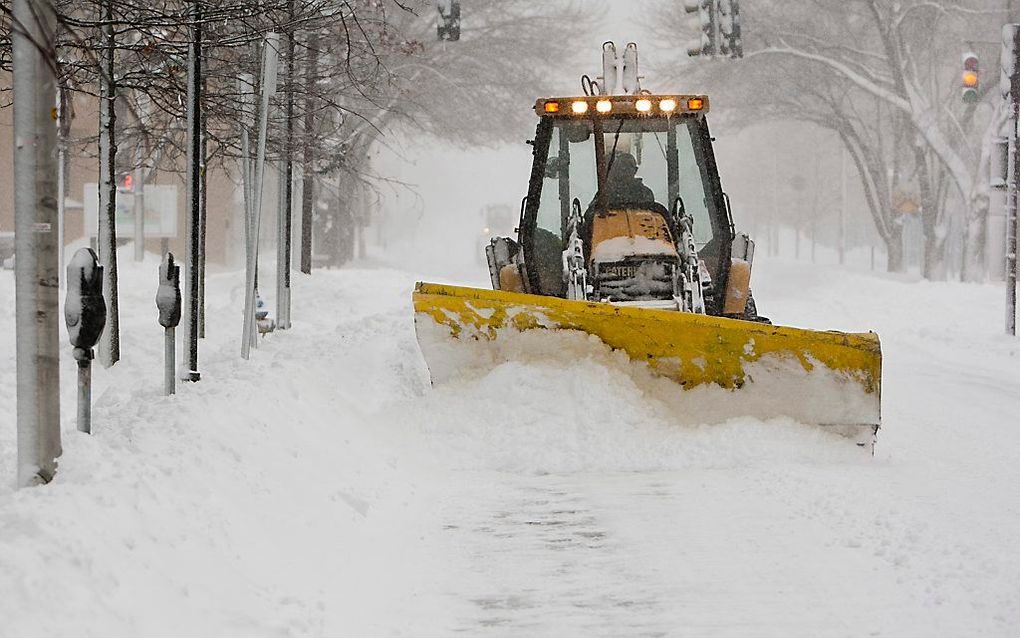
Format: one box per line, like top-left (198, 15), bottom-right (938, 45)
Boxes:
top-left (1, 249), bottom-right (1019, 636)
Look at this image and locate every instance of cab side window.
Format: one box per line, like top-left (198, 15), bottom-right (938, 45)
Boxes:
top-left (533, 127), bottom-right (566, 296)
top-left (676, 123), bottom-right (715, 249)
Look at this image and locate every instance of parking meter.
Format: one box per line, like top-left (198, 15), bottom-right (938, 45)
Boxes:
top-left (156, 252), bottom-right (182, 395)
top-left (156, 253), bottom-right (182, 329)
top-left (64, 248), bottom-right (105, 434)
top-left (64, 248), bottom-right (106, 360)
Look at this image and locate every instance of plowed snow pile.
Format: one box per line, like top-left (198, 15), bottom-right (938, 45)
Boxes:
top-left (1, 250), bottom-right (1019, 637)
top-left (397, 327), bottom-right (866, 474)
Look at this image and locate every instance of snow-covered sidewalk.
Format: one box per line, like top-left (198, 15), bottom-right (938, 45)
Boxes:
top-left (1, 254), bottom-right (1019, 636)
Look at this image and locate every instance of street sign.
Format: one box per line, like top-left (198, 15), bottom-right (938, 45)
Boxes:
top-left (83, 183), bottom-right (178, 238)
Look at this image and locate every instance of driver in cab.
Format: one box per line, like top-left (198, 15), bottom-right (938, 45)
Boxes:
top-left (605, 151), bottom-right (654, 207)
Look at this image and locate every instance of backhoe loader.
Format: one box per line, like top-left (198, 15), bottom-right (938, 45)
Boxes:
top-left (413, 44), bottom-right (882, 448)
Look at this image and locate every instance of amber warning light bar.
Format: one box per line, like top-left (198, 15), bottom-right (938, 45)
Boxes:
top-left (537, 95), bottom-right (709, 116)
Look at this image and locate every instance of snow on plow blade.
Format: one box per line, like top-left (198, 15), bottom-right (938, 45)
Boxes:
top-left (413, 282), bottom-right (882, 447)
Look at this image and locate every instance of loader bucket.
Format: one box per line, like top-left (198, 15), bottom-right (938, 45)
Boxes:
top-left (413, 282), bottom-right (882, 447)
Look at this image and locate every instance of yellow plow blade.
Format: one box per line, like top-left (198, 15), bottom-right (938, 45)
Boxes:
top-left (413, 282), bottom-right (882, 445)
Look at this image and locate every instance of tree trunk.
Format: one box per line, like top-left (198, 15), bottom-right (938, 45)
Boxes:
top-left (182, 0), bottom-right (202, 380)
top-left (198, 100), bottom-right (208, 339)
top-left (97, 0), bottom-right (119, 368)
top-left (885, 222), bottom-right (905, 273)
top-left (915, 144), bottom-right (947, 281)
top-left (300, 31), bottom-right (319, 275)
top-left (281, 3), bottom-right (295, 328)
top-left (962, 125), bottom-right (997, 282)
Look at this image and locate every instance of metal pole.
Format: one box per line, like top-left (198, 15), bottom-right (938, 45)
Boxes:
top-left (13, 0), bottom-right (61, 487)
top-left (76, 355), bottom-right (92, 434)
top-left (242, 33), bottom-right (279, 359)
top-left (133, 149), bottom-right (146, 262)
top-left (276, 161), bottom-right (286, 329)
top-left (57, 86), bottom-right (68, 287)
top-left (238, 72), bottom-right (255, 334)
top-left (182, 0), bottom-right (202, 381)
top-left (165, 327), bottom-right (175, 395)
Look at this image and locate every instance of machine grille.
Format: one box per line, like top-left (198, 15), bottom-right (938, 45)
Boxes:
top-left (595, 259), bottom-right (676, 302)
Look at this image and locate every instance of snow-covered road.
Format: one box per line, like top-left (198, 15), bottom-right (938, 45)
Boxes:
top-left (2, 253), bottom-right (1019, 636)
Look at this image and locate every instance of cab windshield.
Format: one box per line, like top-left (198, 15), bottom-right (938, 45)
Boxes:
top-left (533, 116), bottom-right (721, 249)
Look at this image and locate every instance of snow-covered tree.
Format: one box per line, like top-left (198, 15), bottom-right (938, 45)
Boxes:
top-left (650, 0), bottom-right (1008, 279)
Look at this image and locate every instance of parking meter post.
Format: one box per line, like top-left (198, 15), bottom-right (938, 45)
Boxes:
top-left (165, 327), bottom-right (175, 395)
top-left (156, 252), bottom-right (182, 396)
top-left (74, 348), bottom-right (92, 434)
top-left (64, 248), bottom-right (106, 435)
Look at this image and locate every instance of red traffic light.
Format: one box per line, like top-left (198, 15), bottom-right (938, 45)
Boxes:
top-left (123, 174), bottom-right (133, 190)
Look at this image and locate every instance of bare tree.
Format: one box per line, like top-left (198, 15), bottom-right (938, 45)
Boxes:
top-left (649, 0), bottom-right (1008, 279)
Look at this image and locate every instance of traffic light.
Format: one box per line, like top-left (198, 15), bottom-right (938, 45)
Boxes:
top-left (117, 173), bottom-right (134, 193)
top-left (962, 51), bottom-right (979, 103)
top-left (437, 0), bottom-right (460, 42)
top-left (684, 0), bottom-right (716, 57)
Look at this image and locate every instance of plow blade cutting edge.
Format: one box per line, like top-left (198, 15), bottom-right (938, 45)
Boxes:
top-left (412, 282), bottom-right (882, 447)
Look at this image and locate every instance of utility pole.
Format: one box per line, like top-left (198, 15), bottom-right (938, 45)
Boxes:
top-left (13, 0), bottom-right (61, 486)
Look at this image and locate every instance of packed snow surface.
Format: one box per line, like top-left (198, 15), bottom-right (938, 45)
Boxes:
top-left (591, 234), bottom-right (677, 263)
top-left (2, 249), bottom-right (1020, 636)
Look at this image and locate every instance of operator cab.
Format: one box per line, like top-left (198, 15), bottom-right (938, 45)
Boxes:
top-left (517, 95), bottom-right (733, 312)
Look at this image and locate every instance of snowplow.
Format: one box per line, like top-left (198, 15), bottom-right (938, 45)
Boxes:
top-left (413, 44), bottom-right (882, 448)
